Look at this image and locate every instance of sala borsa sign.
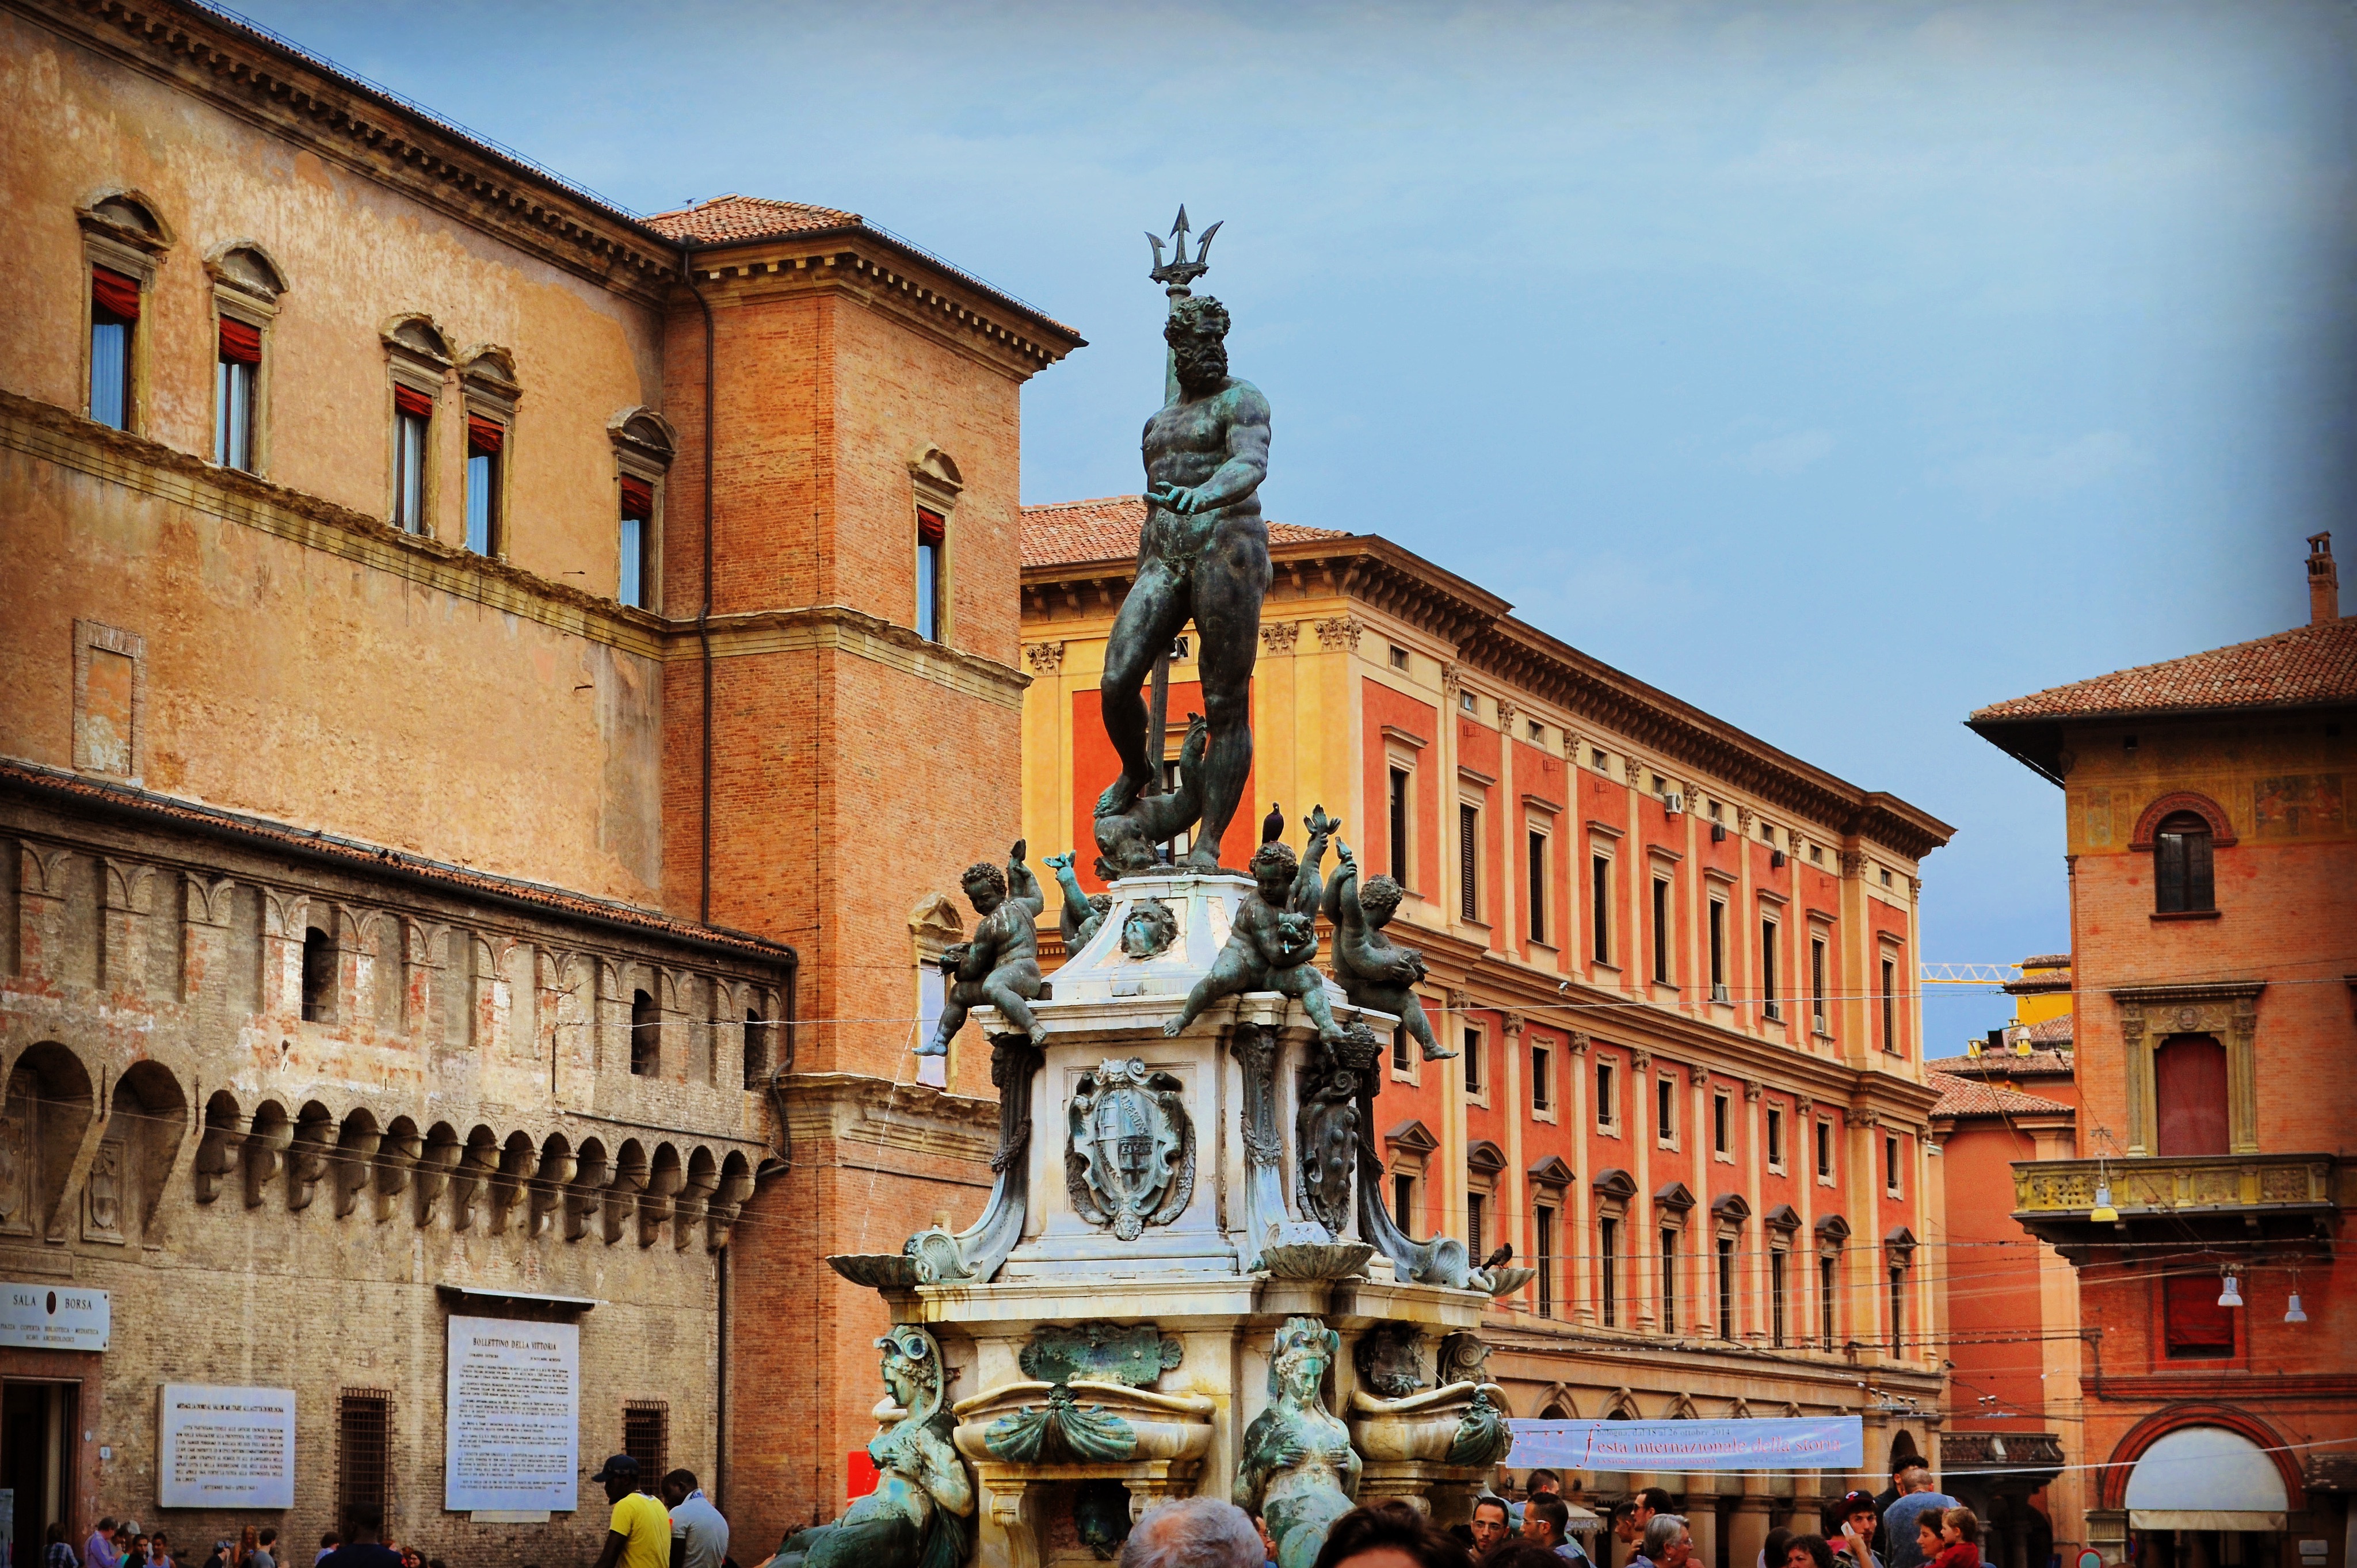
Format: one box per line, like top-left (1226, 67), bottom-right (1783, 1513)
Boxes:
top-left (0, 1284), bottom-right (110, 1350)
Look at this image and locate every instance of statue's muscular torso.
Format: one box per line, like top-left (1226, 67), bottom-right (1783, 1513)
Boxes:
top-left (1140, 377), bottom-right (1271, 579)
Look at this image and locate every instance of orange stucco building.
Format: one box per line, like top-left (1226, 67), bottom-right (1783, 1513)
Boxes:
top-left (1969, 536), bottom-right (2356, 1568)
top-left (0, 0), bottom-right (1080, 1555)
top-left (1022, 497), bottom-right (1955, 1566)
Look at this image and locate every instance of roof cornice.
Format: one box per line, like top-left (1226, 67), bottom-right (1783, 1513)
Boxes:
top-left (18, 0), bottom-right (684, 304)
top-left (684, 234), bottom-right (1084, 374)
top-left (1024, 528), bottom-right (1954, 862)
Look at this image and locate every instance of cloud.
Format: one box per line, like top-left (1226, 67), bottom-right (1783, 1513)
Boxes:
top-left (1737, 428), bottom-right (1839, 475)
top-left (1935, 429), bottom-right (2146, 501)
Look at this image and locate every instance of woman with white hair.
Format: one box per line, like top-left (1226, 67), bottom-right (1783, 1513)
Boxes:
top-left (1120, 1497), bottom-right (1267, 1568)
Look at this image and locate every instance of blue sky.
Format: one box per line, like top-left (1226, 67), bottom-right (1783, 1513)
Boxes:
top-left (236, 0), bottom-right (2355, 1047)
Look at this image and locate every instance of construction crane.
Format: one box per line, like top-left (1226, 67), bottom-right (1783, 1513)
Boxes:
top-left (1918, 962), bottom-right (2023, 985)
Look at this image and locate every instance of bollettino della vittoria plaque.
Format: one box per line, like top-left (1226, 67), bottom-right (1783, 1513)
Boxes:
top-left (158, 1384), bottom-right (296, 1509)
top-left (444, 1315), bottom-right (579, 1514)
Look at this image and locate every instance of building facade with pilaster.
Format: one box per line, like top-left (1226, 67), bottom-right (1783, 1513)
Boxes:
top-left (1020, 497), bottom-right (1956, 1568)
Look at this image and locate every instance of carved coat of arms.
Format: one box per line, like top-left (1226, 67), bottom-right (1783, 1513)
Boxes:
top-left (1066, 1058), bottom-right (1194, 1241)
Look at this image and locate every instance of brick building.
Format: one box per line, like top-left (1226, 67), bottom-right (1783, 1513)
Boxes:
top-left (1968, 536), bottom-right (2355, 1568)
top-left (1925, 956), bottom-right (2083, 1568)
top-left (1020, 497), bottom-right (1955, 1566)
top-left (1, 0), bottom-right (1078, 1557)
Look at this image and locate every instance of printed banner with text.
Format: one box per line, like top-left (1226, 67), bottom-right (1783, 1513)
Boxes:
top-left (1506, 1417), bottom-right (1865, 1472)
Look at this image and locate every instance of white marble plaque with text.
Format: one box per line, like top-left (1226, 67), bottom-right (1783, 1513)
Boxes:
top-left (444, 1315), bottom-right (578, 1513)
top-left (158, 1384), bottom-right (296, 1508)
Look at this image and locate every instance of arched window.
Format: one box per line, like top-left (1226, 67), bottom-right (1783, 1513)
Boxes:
top-left (300, 928), bottom-right (335, 1022)
top-left (630, 990), bottom-right (658, 1077)
top-left (2153, 810), bottom-right (2214, 913)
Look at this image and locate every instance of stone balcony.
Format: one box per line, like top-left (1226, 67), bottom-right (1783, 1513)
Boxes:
top-left (2011, 1153), bottom-right (2339, 1255)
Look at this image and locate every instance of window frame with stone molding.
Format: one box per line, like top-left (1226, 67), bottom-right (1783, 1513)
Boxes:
top-left (79, 190), bottom-right (172, 434)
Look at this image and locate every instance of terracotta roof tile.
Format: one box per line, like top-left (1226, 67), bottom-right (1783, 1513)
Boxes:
top-left (1021, 495), bottom-right (1349, 569)
top-left (1928, 1070), bottom-right (2076, 1118)
top-left (2026, 1013), bottom-right (2075, 1044)
top-left (643, 193), bottom-right (861, 244)
top-left (1971, 616), bottom-right (2357, 723)
top-left (1926, 1046), bottom-right (2074, 1078)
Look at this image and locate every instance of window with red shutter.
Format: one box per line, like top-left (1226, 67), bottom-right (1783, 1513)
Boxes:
top-left (2163, 1272), bottom-right (2234, 1359)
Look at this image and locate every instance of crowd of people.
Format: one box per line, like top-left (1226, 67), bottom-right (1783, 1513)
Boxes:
top-left (1113, 1458), bottom-right (1987, 1568)
top-left (53, 1452), bottom-right (1979, 1568)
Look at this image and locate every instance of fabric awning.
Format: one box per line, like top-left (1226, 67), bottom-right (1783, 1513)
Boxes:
top-left (620, 475), bottom-right (654, 519)
top-left (392, 383), bottom-right (435, 419)
top-left (466, 414), bottom-right (505, 456)
top-left (218, 316), bottom-right (262, 365)
top-left (91, 265), bottom-right (141, 320)
top-left (2123, 1427), bottom-right (2289, 1533)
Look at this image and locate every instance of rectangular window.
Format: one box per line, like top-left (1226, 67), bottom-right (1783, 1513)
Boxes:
top-left (1459, 804), bottom-right (1480, 921)
top-left (1660, 1228), bottom-right (1677, 1333)
top-left (1656, 1077), bottom-right (1675, 1141)
top-left (744, 1009), bottom-right (768, 1089)
top-left (1392, 1173), bottom-right (1416, 1230)
top-left (1391, 1026), bottom-right (1411, 1075)
top-left (1770, 1250), bottom-right (1788, 1346)
top-left (2163, 1273), bottom-right (2234, 1359)
top-left (1599, 1218), bottom-right (1619, 1327)
top-left (1718, 1237), bottom-right (1737, 1339)
top-left (1536, 1207), bottom-right (1557, 1318)
top-left (1816, 1118), bottom-right (1833, 1178)
top-left (1388, 767), bottom-right (1412, 886)
top-left (1811, 937), bottom-right (1829, 1032)
top-left (1881, 958), bottom-right (1899, 1054)
top-left (623, 1401), bottom-right (669, 1481)
top-left (1467, 1192), bottom-right (1486, 1264)
top-left (1388, 644), bottom-right (1410, 670)
top-left (337, 1389), bottom-right (392, 1521)
top-left (1591, 854), bottom-right (1611, 963)
top-left (619, 475), bottom-right (656, 609)
top-left (916, 507), bottom-right (945, 641)
top-left (1767, 1106), bottom-right (1785, 1166)
top-left (215, 316), bottom-right (261, 471)
top-left (1708, 899), bottom-right (1726, 995)
top-left (1820, 1253), bottom-right (1838, 1349)
top-left (1889, 1266), bottom-right (1906, 1357)
top-left (464, 414), bottom-right (504, 555)
top-left (1713, 1092), bottom-right (1730, 1155)
top-left (392, 384), bottom-right (432, 533)
top-left (1885, 1134), bottom-right (1902, 1195)
top-left (89, 265), bottom-right (139, 430)
top-left (1527, 829), bottom-right (1547, 944)
top-left (1761, 920), bottom-right (1780, 1018)
top-left (1531, 1046), bottom-right (1551, 1112)
top-left (1462, 1029), bottom-right (1482, 1094)
top-left (1652, 878), bottom-right (1672, 983)
top-left (1595, 1059), bottom-right (1614, 1128)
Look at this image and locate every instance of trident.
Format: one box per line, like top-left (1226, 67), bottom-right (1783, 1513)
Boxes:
top-left (1138, 207), bottom-right (1221, 810)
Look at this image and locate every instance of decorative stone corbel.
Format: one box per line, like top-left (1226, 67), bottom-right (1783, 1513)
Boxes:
top-left (243, 1115), bottom-right (293, 1208)
top-left (638, 1161), bottom-right (684, 1248)
top-left (673, 1168), bottom-right (717, 1253)
top-left (413, 1136), bottom-right (459, 1226)
top-left (191, 1116), bottom-right (241, 1204)
top-left (488, 1140), bottom-right (534, 1236)
top-left (529, 1144), bottom-right (577, 1239)
top-left (602, 1163), bottom-right (645, 1245)
top-left (563, 1146), bottom-right (613, 1242)
top-left (373, 1125), bottom-right (422, 1223)
top-left (707, 1167), bottom-right (753, 1252)
top-left (330, 1120), bottom-right (382, 1219)
top-left (285, 1120), bottom-right (333, 1212)
top-left (449, 1140), bottom-right (499, 1231)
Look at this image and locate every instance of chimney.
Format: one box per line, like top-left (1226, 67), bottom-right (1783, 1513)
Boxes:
top-left (2311, 532), bottom-right (2340, 624)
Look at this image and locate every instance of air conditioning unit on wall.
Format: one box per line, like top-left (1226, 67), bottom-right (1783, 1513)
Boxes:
top-left (1663, 792), bottom-right (1685, 815)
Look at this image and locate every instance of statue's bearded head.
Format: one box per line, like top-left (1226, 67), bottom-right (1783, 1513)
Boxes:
top-left (1166, 296), bottom-right (1230, 395)
top-left (1359, 874), bottom-right (1405, 926)
top-left (1248, 840), bottom-right (1298, 898)
top-left (962, 861), bottom-right (1008, 913)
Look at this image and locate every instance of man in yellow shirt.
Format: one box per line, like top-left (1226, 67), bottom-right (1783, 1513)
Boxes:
top-left (587, 1454), bottom-right (672, 1568)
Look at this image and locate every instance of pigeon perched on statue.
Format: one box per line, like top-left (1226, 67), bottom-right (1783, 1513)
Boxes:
top-left (1481, 1243), bottom-right (1513, 1271)
top-left (1261, 801), bottom-right (1284, 844)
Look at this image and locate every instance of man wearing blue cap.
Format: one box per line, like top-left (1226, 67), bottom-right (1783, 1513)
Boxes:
top-left (586, 1454), bottom-right (671, 1568)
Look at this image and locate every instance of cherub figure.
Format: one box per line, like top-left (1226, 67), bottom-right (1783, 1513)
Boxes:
top-left (917, 843), bottom-right (1047, 1054)
top-left (1092, 712), bottom-right (1209, 881)
top-left (1322, 841), bottom-right (1454, 1059)
top-left (1042, 852), bottom-right (1113, 948)
top-left (1162, 808), bottom-right (1345, 1044)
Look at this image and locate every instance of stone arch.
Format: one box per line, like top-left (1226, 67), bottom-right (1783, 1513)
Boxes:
top-left (1664, 1392), bottom-right (1701, 1420)
top-left (2129, 791), bottom-right (2237, 851)
top-left (1536, 1383), bottom-right (1580, 1421)
top-left (607, 1139), bottom-right (650, 1245)
top-left (677, 1146), bottom-right (720, 1253)
top-left (381, 314), bottom-right (453, 368)
top-left (566, 1137), bottom-right (613, 1242)
top-left (452, 1124), bottom-right (501, 1231)
top-left (2, 1043), bottom-right (93, 1241)
top-left (416, 1121), bottom-right (463, 1224)
top-left (458, 344), bottom-right (522, 401)
top-left (1601, 1387), bottom-right (1643, 1420)
top-left (608, 406), bottom-right (678, 467)
top-left (285, 1101), bottom-right (337, 1212)
top-left (489, 1129), bottom-right (536, 1234)
top-left (107, 1060), bottom-right (188, 1243)
top-left (375, 1115), bottom-right (423, 1223)
top-left (203, 239), bottom-right (288, 299)
top-left (711, 1150), bottom-right (753, 1249)
top-left (330, 1108), bottom-right (382, 1219)
top-left (640, 1142), bottom-right (684, 1246)
top-left (2098, 1405), bottom-right (2302, 1513)
top-left (79, 188), bottom-right (174, 248)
